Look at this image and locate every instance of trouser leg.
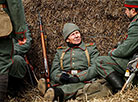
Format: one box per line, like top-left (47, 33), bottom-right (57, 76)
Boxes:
top-left (95, 56), bottom-right (125, 93)
top-left (95, 56), bottom-right (125, 78)
top-left (9, 55), bottom-right (27, 79)
top-left (0, 74), bottom-right (8, 102)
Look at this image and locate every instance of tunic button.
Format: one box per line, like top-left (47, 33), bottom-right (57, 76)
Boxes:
top-left (73, 63), bottom-right (75, 64)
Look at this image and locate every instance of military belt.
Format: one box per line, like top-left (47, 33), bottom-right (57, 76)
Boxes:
top-left (67, 70), bottom-right (81, 75)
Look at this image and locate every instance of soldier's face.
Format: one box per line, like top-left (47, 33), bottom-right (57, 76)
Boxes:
top-left (66, 30), bottom-right (82, 44)
top-left (125, 8), bottom-right (135, 18)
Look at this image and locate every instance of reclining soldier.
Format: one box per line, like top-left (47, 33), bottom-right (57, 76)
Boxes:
top-left (95, 0), bottom-right (138, 93)
top-left (40, 23), bottom-right (111, 102)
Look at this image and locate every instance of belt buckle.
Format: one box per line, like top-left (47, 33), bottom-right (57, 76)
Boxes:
top-left (71, 70), bottom-right (78, 75)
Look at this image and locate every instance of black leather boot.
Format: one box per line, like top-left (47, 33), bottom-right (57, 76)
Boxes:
top-left (105, 71), bottom-right (125, 93)
top-left (8, 76), bottom-right (24, 97)
top-left (0, 74), bottom-right (8, 102)
top-left (54, 88), bottom-right (64, 102)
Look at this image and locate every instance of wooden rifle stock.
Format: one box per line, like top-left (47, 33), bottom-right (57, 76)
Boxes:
top-left (38, 12), bottom-right (50, 88)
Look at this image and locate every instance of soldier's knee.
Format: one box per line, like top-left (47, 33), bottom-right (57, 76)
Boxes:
top-left (95, 56), bottom-right (104, 64)
top-left (13, 55), bottom-right (24, 63)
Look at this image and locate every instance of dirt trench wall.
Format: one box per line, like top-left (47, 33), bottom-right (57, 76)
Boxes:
top-left (23, 0), bottom-right (129, 78)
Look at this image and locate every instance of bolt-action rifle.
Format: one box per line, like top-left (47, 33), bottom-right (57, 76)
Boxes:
top-left (38, 12), bottom-right (50, 89)
top-left (121, 56), bottom-right (138, 93)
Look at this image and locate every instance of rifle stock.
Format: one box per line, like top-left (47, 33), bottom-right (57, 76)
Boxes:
top-left (38, 12), bottom-right (50, 88)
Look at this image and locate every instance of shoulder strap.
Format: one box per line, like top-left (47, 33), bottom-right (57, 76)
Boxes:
top-left (60, 51), bottom-right (65, 70)
top-left (85, 47), bottom-right (91, 67)
top-left (60, 46), bottom-right (91, 70)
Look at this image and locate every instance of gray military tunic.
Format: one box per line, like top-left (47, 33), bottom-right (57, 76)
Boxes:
top-left (50, 41), bottom-right (99, 100)
top-left (96, 14), bottom-right (138, 78)
top-left (0, 0), bottom-right (27, 75)
top-left (9, 26), bottom-right (32, 78)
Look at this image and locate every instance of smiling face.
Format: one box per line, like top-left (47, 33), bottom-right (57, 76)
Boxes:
top-left (125, 8), bottom-right (137, 18)
top-left (125, 8), bottom-right (133, 18)
top-left (66, 30), bottom-right (82, 45)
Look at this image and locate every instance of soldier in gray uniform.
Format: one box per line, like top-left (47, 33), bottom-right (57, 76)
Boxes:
top-left (95, 0), bottom-right (138, 93)
top-left (0, 0), bottom-right (28, 101)
top-left (8, 25), bottom-right (32, 97)
top-left (43, 23), bottom-right (111, 102)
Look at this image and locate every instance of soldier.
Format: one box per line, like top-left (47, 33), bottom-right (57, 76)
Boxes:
top-left (8, 25), bottom-right (32, 97)
top-left (0, 0), bottom-right (28, 101)
top-left (42, 23), bottom-right (111, 102)
top-left (95, 0), bottom-right (138, 93)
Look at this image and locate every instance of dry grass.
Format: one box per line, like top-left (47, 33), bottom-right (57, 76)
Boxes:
top-left (9, 86), bottom-right (138, 102)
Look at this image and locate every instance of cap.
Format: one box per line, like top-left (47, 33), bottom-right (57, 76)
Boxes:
top-left (62, 23), bottom-right (80, 40)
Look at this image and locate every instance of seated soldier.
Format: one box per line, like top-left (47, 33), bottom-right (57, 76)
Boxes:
top-left (95, 0), bottom-right (138, 93)
top-left (39, 23), bottom-right (111, 102)
top-left (8, 25), bottom-right (32, 97)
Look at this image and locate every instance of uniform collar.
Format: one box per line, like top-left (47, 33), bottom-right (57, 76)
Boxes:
top-left (64, 41), bottom-right (86, 52)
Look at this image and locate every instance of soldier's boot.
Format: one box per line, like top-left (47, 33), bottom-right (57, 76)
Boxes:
top-left (105, 71), bottom-right (125, 93)
top-left (37, 78), bottom-right (46, 95)
top-left (44, 87), bottom-right (64, 102)
top-left (8, 76), bottom-right (24, 97)
top-left (0, 74), bottom-right (8, 102)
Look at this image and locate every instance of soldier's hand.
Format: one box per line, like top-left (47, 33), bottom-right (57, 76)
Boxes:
top-left (60, 73), bottom-right (70, 84)
top-left (69, 76), bottom-right (80, 83)
top-left (18, 38), bottom-right (26, 45)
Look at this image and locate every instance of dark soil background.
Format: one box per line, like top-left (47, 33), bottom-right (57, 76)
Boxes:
top-left (23, 0), bottom-right (129, 79)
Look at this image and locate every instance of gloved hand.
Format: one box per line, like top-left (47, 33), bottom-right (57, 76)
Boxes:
top-left (69, 76), bottom-right (80, 83)
top-left (60, 73), bottom-right (70, 84)
top-left (60, 73), bottom-right (80, 84)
